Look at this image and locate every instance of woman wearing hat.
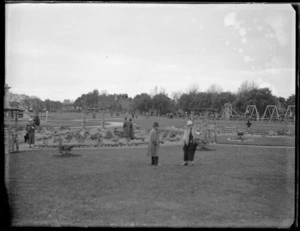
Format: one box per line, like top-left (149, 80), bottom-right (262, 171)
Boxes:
top-left (147, 122), bottom-right (160, 166)
top-left (182, 120), bottom-right (198, 165)
top-left (26, 118), bottom-right (37, 148)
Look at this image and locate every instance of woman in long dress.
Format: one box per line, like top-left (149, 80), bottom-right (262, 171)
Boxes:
top-left (182, 120), bottom-right (197, 166)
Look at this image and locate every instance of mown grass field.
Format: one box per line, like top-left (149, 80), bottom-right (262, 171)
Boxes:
top-left (10, 112), bottom-right (295, 132)
top-left (7, 145), bottom-right (295, 227)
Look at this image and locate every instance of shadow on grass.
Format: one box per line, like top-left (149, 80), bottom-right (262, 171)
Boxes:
top-left (52, 153), bottom-right (81, 158)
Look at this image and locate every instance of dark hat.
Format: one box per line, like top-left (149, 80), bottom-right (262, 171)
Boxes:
top-left (153, 122), bottom-right (159, 127)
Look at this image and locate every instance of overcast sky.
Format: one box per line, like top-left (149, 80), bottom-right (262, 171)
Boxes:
top-left (5, 3), bottom-right (295, 102)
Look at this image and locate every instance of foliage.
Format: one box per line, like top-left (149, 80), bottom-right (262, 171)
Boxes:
top-left (90, 133), bottom-right (102, 140)
top-left (233, 88), bottom-right (276, 115)
top-left (44, 99), bottom-right (63, 112)
top-left (34, 115), bottom-right (40, 126)
top-left (8, 81), bottom-right (291, 117)
top-left (104, 129), bottom-right (113, 139)
top-left (152, 93), bottom-right (173, 115)
top-left (132, 93), bottom-right (153, 113)
top-left (59, 125), bottom-right (70, 130)
top-left (286, 94), bottom-right (295, 106)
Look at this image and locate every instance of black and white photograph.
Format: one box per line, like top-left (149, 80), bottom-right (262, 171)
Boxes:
top-left (4, 2), bottom-right (296, 228)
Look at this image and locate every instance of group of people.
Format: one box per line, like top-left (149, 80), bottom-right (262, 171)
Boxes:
top-left (24, 115), bottom-right (199, 165)
top-left (147, 120), bottom-right (198, 166)
top-left (123, 117), bottom-right (135, 140)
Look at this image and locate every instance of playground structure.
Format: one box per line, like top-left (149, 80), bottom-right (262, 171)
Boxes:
top-left (221, 103), bottom-right (241, 120)
top-left (218, 103), bottom-right (295, 123)
top-left (284, 105), bottom-right (295, 122)
top-left (244, 105), bottom-right (260, 121)
top-left (261, 105), bottom-right (280, 123)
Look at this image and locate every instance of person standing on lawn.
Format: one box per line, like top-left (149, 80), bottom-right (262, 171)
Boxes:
top-left (26, 118), bottom-right (37, 148)
top-left (128, 118), bottom-right (134, 140)
top-left (123, 117), bottom-right (130, 138)
top-left (123, 117), bottom-right (131, 146)
top-left (147, 122), bottom-right (160, 166)
top-left (182, 120), bottom-right (198, 166)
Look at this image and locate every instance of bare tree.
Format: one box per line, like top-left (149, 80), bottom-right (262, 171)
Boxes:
top-left (238, 80), bottom-right (258, 93)
top-left (206, 84), bottom-right (223, 94)
top-left (186, 83), bottom-right (200, 94)
top-left (171, 90), bottom-right (183, 103)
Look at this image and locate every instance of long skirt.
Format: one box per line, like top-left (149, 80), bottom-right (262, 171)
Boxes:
top-left (28, 132), bottom-right (35, 145)
top-left (183, 143), bottom-right (197, 161)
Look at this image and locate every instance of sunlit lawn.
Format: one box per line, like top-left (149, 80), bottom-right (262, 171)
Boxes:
top-left (7, 145), bottom-right (294, 227)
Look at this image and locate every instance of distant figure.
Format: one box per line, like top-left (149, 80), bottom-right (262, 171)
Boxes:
top-left (182, 120), bottom-right (197, 166)
top-left (128, 118), bottom-right (134, 140)
top-left (246, 119), bottom-right (252, 128)
top-left (147, 122), bottom-right (160, 166)
top-left (26, 118), bottom-right (37, 148)
top-left (123, 117), bottom-right (130, 139)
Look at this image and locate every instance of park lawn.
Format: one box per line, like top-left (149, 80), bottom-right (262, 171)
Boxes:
top-left (7, 145), bottom-right (294, 227)
top-left (216, 134), bottom-right (295, 147)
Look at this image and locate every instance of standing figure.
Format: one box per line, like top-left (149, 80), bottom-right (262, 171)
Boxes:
top-left (26, 118), bottom-right (37, 148)
top-left (246, 119), bottom-right (252, 128)
top-left (182, 120), bottom-right (197, 166)
top-left (128, 118), bottom-right (134, 140)
top-left (147, 122), bottom-right (160, 166)
top-left (123, 117), bottom-right (129, 138)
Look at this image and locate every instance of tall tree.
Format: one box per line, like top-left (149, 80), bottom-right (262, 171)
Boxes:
top-left (152, 93), bottom-right (172, 115)
top-left (132, 93), bottom-right (152, 113)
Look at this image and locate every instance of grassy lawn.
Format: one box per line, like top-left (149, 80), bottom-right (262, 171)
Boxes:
top-left (216, 135), bottom-right (295, 147)
top-left (7, 145), bottom-right (295, 227)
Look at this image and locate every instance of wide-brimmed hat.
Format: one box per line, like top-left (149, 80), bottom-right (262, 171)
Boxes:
top-left (28, 118), bottom-right (33, 121)
top-left (153, 122), bottom-right (159, 127)
top-left (187, 120), bottom-right (193, 126)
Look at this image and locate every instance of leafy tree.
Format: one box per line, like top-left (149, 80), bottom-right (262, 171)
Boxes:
top-left (132, 93), bottom-right (152, 113)
top-left (152, 93), bottom-right (172, 115)
top-left (286, 94), bottom-right (295, 106)
top-left (33, 115), bottom-right (40, 126)
top-left (234, 87), bottom-right (276, 115)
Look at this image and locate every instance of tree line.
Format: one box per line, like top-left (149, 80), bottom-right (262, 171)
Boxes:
top-left (8, 81), bottom-right (295, 116)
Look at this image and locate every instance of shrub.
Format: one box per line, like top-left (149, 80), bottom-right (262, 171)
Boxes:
top-left (34, 115), bottom-right (40, 126)
top-left (113, 128), bottom-right (124, 138)
top-left (277, 129), bottom-right (285, 136)
top-left (59, 126), bottom-right (70, 130)
top-left (162, 130), bottom-right (169, 139)
top-left (104, 129), bottom-right (113, 139)
top-left (65, 133), bottom-right (74, 141)
top-left (91, 133), bottom-right (102, 140)
top-left (169, 131), bottom-right (177, 138)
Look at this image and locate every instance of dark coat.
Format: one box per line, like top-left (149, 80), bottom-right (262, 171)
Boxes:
top-left (123, 121), bottom-right (130, 138)
top-left (128, 121), bottom-right (134, 139)
top-left (26, 123), bottom-right (36, 144)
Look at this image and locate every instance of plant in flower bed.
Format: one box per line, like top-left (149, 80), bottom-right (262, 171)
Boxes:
top-left (113, 128), bottom-right (124, 138)
top-left (59, 125), bottom-right (71, 130)
top-left (57, 137), bottom-right (74, 155)
top-left (104, 129), bottom-right (114, 139)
